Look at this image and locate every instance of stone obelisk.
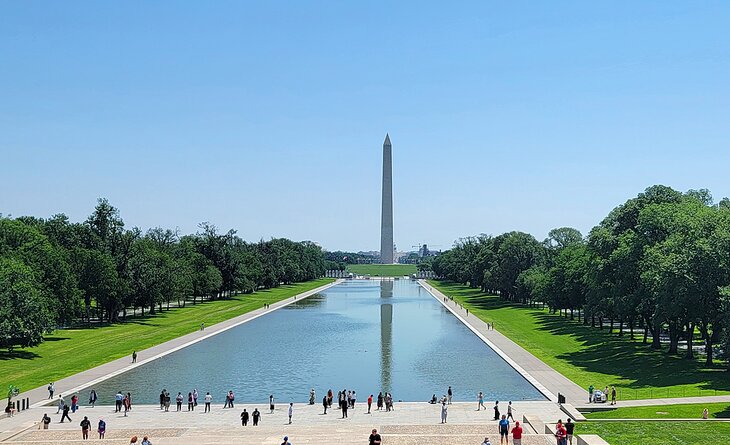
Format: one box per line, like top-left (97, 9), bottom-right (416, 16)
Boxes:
top-left (380, 134), bottom-right (394, 264)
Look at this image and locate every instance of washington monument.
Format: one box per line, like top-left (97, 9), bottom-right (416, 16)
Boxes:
top-left (380, 133), bottom-right (394, 264)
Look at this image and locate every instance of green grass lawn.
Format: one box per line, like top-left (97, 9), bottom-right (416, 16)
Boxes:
top-left (577, 421), bottom-right (730, 445)
top-left (0, 279), bottom-right (333, 393)
top-left (585, 402), bottom-right (730, 419)
top-left (428, 280), bottom-right (730, 399)
top-left (347, 264), bottom-right (417, 276)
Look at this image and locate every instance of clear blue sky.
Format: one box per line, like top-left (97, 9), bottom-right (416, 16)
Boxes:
top-left (2, 1), bottom-right (729, 252)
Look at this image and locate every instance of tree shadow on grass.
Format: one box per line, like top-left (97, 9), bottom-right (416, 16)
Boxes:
top-left (0, 349), bottom-right (40, 361)
top-left (435, 281), bottom-right (730, 393)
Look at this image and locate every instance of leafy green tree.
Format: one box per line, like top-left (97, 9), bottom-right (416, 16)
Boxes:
top-left (0, 258), bottom-right (54, 349)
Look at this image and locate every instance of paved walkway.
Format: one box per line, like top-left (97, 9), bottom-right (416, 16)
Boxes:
top-left (13, 280), bottom-right (342, 412)
top-left (576, 395), bottom-right (730, 410)
top-left (1, 402), bottom-right (561, 445)
top-left (420, 281), bottom-right (587, 404)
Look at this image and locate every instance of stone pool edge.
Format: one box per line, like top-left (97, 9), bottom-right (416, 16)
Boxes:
top-left (418, 280), bottom-right (558, 403)
top-left (30, 279), bottom-right (343, 408)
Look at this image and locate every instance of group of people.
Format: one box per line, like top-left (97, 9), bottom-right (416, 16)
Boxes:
top-left (587, 384), bottom-right (617, 405)
top-left (39, 413), bottom-right (107, 440)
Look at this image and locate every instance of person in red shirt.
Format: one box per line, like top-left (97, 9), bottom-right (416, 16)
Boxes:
top-left (511, 420), bottom-right (523, 445)
top-left (367, 394), bottom-right (373, 414)
top-left (555, 420), bottom-right (567, 445)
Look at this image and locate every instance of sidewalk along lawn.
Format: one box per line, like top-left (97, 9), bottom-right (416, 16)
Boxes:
top-left (428, 280), bottom-right (730, 400)
top-left (346, 264), bottom-right (417, 276)
top-left (576, 421), bottom-right (730, 445)
top-left (584, 402), bottom-right (730, 419)
top-left (0, 279), bottom-right (334, 393)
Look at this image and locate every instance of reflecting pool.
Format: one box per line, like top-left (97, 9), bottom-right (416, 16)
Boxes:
top-left (91, 280), bottom-right (545, 404)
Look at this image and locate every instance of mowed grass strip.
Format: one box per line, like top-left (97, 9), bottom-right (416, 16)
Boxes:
top-left (585, 402), bottom-right (730, 419)
top-left (577, 421), bottom-right (730, 445)
top-left (347, 264), bottom-right (417, 276)
top-left (428, 281), bottom-right (730, 399)
top-left (0, 279), bottom-right (334, 393)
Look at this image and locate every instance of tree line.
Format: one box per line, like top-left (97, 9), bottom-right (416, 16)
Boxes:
top-left (0, 199), bottom-right (326, 350)
top-left (431, 185), bottom-right (730, 368)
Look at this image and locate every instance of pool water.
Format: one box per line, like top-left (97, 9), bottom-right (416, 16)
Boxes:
top-left (91, 280), bottom-right (545, 404)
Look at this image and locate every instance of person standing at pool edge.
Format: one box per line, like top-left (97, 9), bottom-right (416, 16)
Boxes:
top-left (204, 392), bottom-right (212, 413)
top-left (447, 386), bottom-right (452, 404)
top-left (288, 403), bottom-right (293, 424)
top-left (440, 401), bottom-right (447, 423)
top-left (367, 394), bottom-right (373, 414)
top-left (269, 394), bottom-right (275, 413)
top-left (322, 395), bottom-right (328, 414)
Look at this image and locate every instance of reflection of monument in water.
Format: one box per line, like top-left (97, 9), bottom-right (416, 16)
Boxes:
top-left (380, 280), bottom-right (393, 391)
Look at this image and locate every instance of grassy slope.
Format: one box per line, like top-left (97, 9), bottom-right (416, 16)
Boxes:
top-left (347, 264), bottom-right (417, 276)
top-left (585, 402), bottom-right (730, 419)
top-left (0, 279), bottom-right (333, 392)
top-left (429, 281), bottom-right (730, 399)
top-left (576, 422), bottom-right (730, 445)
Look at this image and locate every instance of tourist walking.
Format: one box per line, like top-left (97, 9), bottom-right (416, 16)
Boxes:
top-left (288, 402), bottom-right (293, 424)
top-left (309, 388), bottom-right (315, 405)
top-left (322, 395), bottom-right (328, 414)
top-left (507, 401), bottom-right (514, 421)
top-left (241, 409), bottom-right (249, 426)
top-left (369, 428), bottom-right (382, 445)
top-left (252, 408), bottom-right (260, 426)
top-left (193, 389), bottom-right (198, 407)
top-left (80, 416), bottom-right (91, 440)
top-left (493, 401), bottom-right (500, 420)
top-left (341, 397), bottom-right (348, 418)
top-left (97, 418), bottom-right (106, 439)
top-left (555, 420), bottom-right (567, 445)
top-left (126, 392), bottom-right (133, 411)
top-left (565, 418), bottom-right (574, 445)
top-left (187, 392), bottom-right (194, 411)
top-left (60, 404), bottom-right (72, 423)
top-left (89, 389), bottom-right (97, 408)
top-left (587, 385), bottom-right (594, 403)
top-left (164, 391), bottom-right (171, 412)
top-left (39, 413), bottom-right (51, 430)
top-left (176, 392), bottom-right (183, 411)
top-left (122, 394), bottom-right (130, 417)
top-left (269, 394), bottom-right (275, 413)
top-left (71, 393), bottom-right (79, 413)
top-left (132, 351), bottom-right (137, 363)
top-left (159, 390), bottom-right (165, 410)
top-left (367, 394), bottom-right (373, 414)
top-left (228, 390), bottom-right (235, 408)
top-left (498, 415), bottom-right (509, 445)
top-left (351, 390), bottom-right (357, 408)
top-left (610, 386), bottom-right (617, 405)
top-left (48, 383), bottom-right (55, 399)
top-left (440, 401), bottom-right (448, 423)
top-left (478, 392), bottom-right (485, 411)
top-left (327, 389), bottom-right (333, 407)
top-left (57, 395), bottom-right (65, 414)
top-left (512, 420), bottom-right (523, 445)
top-left (377, 392), bottom-right (383, 411)
top-left (204, 392), bottom-right (212, 413)
top-left (447, 386), bottom-right (452, 404)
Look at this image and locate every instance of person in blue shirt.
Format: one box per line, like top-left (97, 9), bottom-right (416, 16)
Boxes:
top-left (498, 414), bottom-right (510, 445)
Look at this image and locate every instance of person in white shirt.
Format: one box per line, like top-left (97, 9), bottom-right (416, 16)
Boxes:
top-left (204, 392), bottom-right (212, 413)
